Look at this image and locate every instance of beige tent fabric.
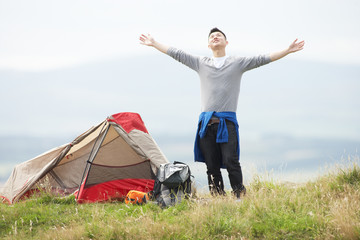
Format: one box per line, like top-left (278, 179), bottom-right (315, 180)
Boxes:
top-left (0, 145), bottom-right (68, 204)
top-left (0, 122), bottom-right (105, 204)
top-left (111, 123), bottom-right (168, 173)
top-left (59, 121), bottom-right (107, 166)
top-left (129, 129), bottom-right (169, 172)
top-left (94, 125), bottom-right (146, 167)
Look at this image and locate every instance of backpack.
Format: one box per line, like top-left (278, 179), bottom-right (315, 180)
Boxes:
top-left (152, 161), bottom-right (192, 207)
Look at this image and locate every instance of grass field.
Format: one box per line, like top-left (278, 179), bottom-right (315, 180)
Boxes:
top-left (1, 157), bottom-right (359, 239)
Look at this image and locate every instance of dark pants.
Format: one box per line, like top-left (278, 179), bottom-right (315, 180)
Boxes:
top-left (199, 120), bottom-right (243, 195)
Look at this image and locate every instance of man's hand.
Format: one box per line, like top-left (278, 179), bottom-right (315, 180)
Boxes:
top-left (270, 38), bottom-right (305, 62)
top-left (139, 33), bottom-right (169, 54)
top-left (139, 34), bottom-right (155, 47)
top-left (288, 39), bottom-right (305, 53)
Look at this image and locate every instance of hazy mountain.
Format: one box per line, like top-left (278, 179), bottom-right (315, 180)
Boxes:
top-left (0, 54), bottom-right (359, 188)
top-left (1, 54), bottom-right (359, 138)
top-left (0, 132), bottom-right (358, 189)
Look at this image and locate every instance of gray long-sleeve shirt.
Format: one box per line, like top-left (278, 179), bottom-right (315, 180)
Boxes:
top-left (167, 47), bottom-right (272, 112)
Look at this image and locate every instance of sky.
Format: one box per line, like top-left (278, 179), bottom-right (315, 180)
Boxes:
top-left (0, 0), bottom-right (359, 186)
top-left (1, 0), bottom-right (360, 71)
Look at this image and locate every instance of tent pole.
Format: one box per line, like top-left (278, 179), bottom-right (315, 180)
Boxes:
top-left (75, 122), bottom-right (109, 200)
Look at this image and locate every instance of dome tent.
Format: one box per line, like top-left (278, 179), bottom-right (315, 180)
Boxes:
top-left (0, 112), bottom-right (168, 204)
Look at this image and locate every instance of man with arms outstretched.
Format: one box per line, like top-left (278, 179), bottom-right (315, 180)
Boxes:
top-left (140, 28), bottom-right (304, 199)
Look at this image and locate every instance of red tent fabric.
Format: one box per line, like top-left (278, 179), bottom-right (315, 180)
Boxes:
top-left (75, 178), bottom-right (155, 203)
top-left (108, 112), bottom-right (149, 134)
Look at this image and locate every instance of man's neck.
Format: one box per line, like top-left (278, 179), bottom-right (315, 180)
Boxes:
top-left (212, 49), bottom-right (226, 58)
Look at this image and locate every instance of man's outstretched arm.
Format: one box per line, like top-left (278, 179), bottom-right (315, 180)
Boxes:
top-left (139, 33), bottom-right (200, 71)
top-left (139, 34), bottom-right (169, 54)
top-left (269, 39), bottom-right (305, 62)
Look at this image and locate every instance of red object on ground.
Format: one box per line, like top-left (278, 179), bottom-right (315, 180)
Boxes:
top-left (75, 178), bottom-right (155, 203)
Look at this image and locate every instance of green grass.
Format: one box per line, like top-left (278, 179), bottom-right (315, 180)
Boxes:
top-left (1, 159), bottom-right (360, 240)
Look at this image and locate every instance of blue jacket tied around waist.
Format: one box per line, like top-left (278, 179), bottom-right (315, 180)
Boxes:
top-left (194, 111), bottom-right (240, 168)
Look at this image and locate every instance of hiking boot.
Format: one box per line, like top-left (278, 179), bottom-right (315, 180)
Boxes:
top-left (208, 175), bottom-right (226, 197)
top-left (209, 187), bottom-right (227, 197)
top-left (233, 185), bottom-right (246, 199)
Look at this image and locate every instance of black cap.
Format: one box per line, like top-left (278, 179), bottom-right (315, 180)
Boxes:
top-left (208, 27), bottom-right (227, 39)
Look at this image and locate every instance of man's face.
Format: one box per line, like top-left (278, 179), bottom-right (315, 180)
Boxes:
top-left (208, 31), bottom-right (228, 50)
